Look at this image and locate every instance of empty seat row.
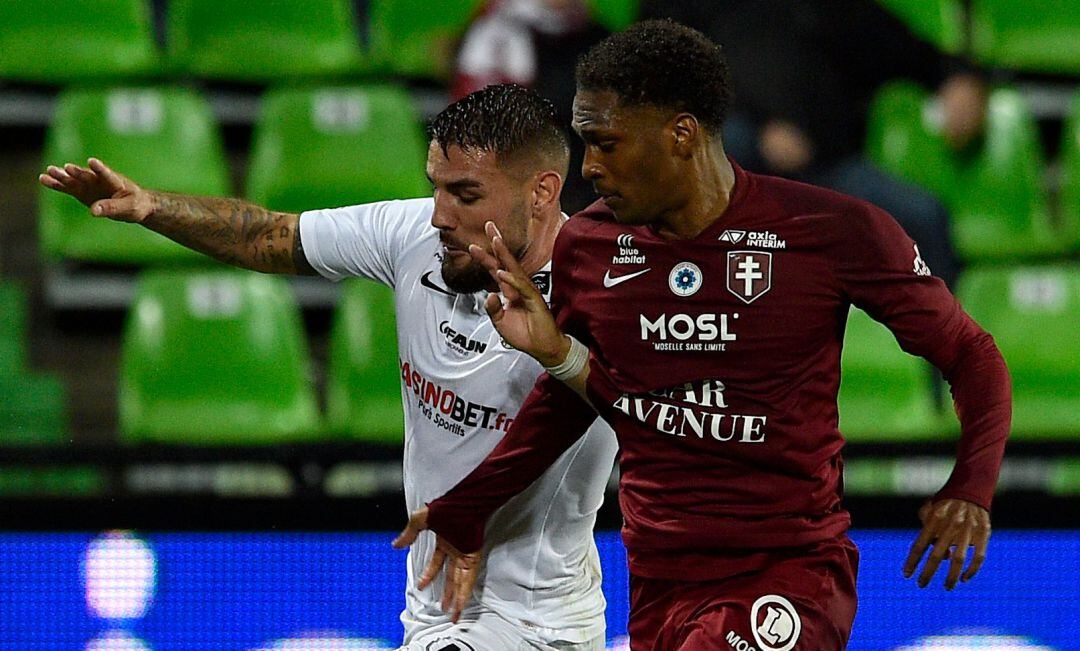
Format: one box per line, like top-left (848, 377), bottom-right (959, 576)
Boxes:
top-left (40, 85), bottom-right (430, 265)
top-left (840, 264), bottom-right (1080, 442)
top-left (0, 281), bottom-right (68, 446)
top-left (866, 81), bottom-right (1080, 261)
top-left (0, 0), bottom-right (639, 84)
top-left (119, 271), bottom-right (402, 445)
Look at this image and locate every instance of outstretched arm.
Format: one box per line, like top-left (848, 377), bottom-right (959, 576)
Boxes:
top-left (39, 158), bottom-right (316, 275)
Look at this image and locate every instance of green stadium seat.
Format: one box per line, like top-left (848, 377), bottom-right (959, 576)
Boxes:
top-left (246, 86), bottom-right (429, 212)
top-left (0, 0), bottom-right (159, 83)
top-left (970, 0), bottom-right (1080, 74)
top-left (0, 373), bottom-right (69, 447)
top-left (166, 0), bottom-right (363, 81)
top-left (958, 265), bottom-right (1080, 439)
top-left (119, 270), bottom-right (321, 445)
top-left (587, 0), bottom-right (640, 31)
top-left (40, 87), bottom-right (230, 265)
top-left (866, 81), bottom-right (1058, 261)
top-left (1060, 91), bottom-right (1080, 252)
top-left (875, 0), bottom-right (964, 54)
top-left (0, 281), bottom-right (28, 374)
top-left (367, 0), bottom-right (483, 79)
top-left (839, 307), bottom-right (943, 441)
top-left (326, 279), bottom-right (403, 443)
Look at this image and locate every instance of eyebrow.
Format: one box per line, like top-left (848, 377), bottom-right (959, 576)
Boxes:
top-left (427, 173), bottom-right (483, 191)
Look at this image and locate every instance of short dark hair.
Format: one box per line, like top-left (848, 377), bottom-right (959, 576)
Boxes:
top-left (576, 20), bottom-right (732, 132)
top-left (428, 84), bottom-right (569, 173)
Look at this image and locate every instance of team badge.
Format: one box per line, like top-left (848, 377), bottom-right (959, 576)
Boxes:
top-left (751, 594), bottom-right (802, 651)
top-left (668, 262), bottom-right (703, 297)
top-left (726, 251), bottom-right (772, 304)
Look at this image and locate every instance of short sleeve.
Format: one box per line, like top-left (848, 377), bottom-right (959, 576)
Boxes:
top-left (298, 197), bottom-right (433, 287)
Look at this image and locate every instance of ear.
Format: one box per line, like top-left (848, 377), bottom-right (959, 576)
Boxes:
top-left (671, 113), bottom-right (699, 159)
top-left (531, 170), bottom-right (564, 212)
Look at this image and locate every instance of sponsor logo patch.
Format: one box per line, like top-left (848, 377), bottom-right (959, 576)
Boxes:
top-left (669, 262), bottom-right (703, 297)
top-left (751, 594), bottom-right (802, 651)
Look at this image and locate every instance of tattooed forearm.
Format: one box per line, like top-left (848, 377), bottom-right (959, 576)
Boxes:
top-left (142, 193), bottom-right (316, 275)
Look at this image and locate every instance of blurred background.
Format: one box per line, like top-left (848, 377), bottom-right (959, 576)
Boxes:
top-left (0, 0), bottom-right (1077, 649)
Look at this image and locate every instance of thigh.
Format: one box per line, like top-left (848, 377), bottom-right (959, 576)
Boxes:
top-left (682, 539), bottom-right (860, 651)
top-left (400, 613), bottom-right (526, 651)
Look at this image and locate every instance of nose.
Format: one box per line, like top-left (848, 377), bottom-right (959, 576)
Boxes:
top-left (430, 193), bottom-right (457, 230)
top-left (581, 149), bottom-right (603, 182)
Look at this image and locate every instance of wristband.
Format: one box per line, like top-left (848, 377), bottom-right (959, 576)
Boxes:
top-left (544, 335), bottom-right (589, 381)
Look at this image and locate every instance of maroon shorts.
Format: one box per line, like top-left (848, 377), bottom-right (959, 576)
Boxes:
top-left (628, 536), bottom-right (859, 651)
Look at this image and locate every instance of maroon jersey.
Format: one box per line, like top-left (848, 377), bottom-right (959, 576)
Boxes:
top-left (428, 162), bottom-right (1010, 581)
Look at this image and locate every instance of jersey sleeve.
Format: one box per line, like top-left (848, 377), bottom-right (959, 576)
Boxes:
top-left (835, 202), bottom-right (1011, 510)
top-left (298, 197), bottom-right (432, 287)
top-left (425, 222), bottom-right (598, 553)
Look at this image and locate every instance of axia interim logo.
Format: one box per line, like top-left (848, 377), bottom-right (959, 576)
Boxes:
top-left (439, 320), bottom-right (487, 355)
top-left (639, 312), bottom-right (739, 351)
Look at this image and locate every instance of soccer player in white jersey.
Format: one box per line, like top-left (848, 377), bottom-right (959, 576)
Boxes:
top-left (40, 84), bottom-right (618, 651)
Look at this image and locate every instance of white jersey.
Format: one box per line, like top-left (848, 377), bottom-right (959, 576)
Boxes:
top-left (299, 199), bottom-right (617, 644)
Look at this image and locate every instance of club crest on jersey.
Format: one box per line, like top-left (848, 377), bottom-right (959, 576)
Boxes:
top-left (726, 251), bottom-right (772, 304)
top-left (669, 262), bottom-right (703, 297)
top-left (750, 594), bottom-right (802, 651)
top-left (613, 233), bottom-right (646, 265)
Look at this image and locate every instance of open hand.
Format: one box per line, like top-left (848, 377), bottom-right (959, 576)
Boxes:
top-left (468, 221), bottom-right (568, 367)
top-left (903, 498), bottom-right (991, 590)
top-left (39, 158), bottom-right (153, 223)
top-left (392, 507), bottom-right (483, 623)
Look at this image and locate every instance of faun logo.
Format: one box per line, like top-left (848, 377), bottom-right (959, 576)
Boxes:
top-left (640, 313), bottom-right (738, 352)
top-left (612, 233), bottom-right (646, 265)
top-left (439, 320), bottom-right (487, 355)
top-left (726, 251), bottom-right (773, 304)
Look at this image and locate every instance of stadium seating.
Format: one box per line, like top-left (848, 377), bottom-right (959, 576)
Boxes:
top-left (588, 0), bottom-right (640, 31)
top-left (119, 270), bottom-right (321, 445)
top-left (166, 0), bottom-right (364, 81)
top-left (970, 0), bottom-right (1080, 74)
top-left (1061, 91), bottom-right (1080, 252)
top-left (866, 81), bottom-right (1058, 261)
top-left (958, 265), bottom-right (1080, 439)
top-left (245, 85), bottom-right (430, 213)
top-left (0, 0), bottom-right (159, 83)
top-left (325, 279), bottom-right (404, 443)
top-left (875, 0), bottom-right (964, 54)
top-left (367, 0), bottom-right (483, 79)
top-left (0, 281), bottom-right (28, 373)
top-left (39, 87), bottom-right (230, 265)
top-left (839, 307), bottom-right (943, 441)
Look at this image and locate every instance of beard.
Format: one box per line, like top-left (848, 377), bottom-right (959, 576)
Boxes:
top-left (441, 256), bottom-right (493, 294)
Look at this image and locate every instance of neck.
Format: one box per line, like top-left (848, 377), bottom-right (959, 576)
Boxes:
top-left (656, 147), bottom-right (736, 240)
top-left (516, 205), bottom-right (564, 276)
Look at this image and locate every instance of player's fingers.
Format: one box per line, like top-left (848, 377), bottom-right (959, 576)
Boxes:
top-left (441, 557), bottom-right (457, 613)
top-left (962, 521), bottom-right (991, 582)
top-left (418, 548), bottom-right (445, 590)
top-left (452, 558), bottom-right (478, 623)
top-left (903, 526), bottom-right (937, 578)
top-left (39, 173), bottom-right (65, 191)
top-left (64, 163), bottom-right (95, 182)
top-left (46, 165), bottom-right (75, 185)
top-left (90, 196), bottom-right (135, 218)
top-left (468, 243), bottom-right (502, 275)
top-left (493, 269), bottom-right (522, 303)
top-left (484, 222), bottom-right (528, 277)
top-left (944, 527), bottom-right (973, 590)
top-left (88, 158), bottom-right (126, 191)
top-left (484, 293), bottom-right (503, 321)
top-left (918, 534), bottom-right (952, 588)
top-left (391, 523), bottom-right (419, 549)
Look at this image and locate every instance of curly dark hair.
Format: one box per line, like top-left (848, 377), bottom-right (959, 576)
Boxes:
top-left (428, 84), bottom-right (569, 173)
top-left (575, 20), bottom-right (732, 133)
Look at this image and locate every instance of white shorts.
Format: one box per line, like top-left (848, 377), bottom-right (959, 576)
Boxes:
top-left (398, 610), bottom-right (606, 651)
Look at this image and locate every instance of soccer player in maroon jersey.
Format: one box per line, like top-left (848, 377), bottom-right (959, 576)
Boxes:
top-left (394, 20), bottom-right (1011, 650)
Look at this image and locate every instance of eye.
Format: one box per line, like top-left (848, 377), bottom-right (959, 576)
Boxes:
top-left (597, 141), bottom-right (616, 153)
top-left (459, 195), bottom-right (480, 205)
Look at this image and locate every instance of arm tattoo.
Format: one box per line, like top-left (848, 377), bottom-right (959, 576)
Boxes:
top-left (142, 193), bottom-right (312, 275)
